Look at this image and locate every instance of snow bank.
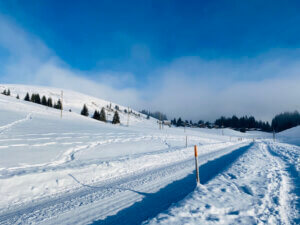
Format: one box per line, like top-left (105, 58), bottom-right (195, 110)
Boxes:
top-left (277, 125), bottom-right (300, 146)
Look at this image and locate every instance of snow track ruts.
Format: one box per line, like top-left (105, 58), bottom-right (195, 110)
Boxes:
top-left (93, 143), bottom-right (253, 225)
top-left (267, 144), bottom-right (300, 225)
top-left (0, 113), bottom-right (31, 134)
top-left (0, 142), bottom-right (252, 225)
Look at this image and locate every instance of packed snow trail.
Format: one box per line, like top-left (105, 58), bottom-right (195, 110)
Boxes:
top-left (92, 143), bottom-right (253, 225)
top-left (267, 142), bottom-right (300, 224)
top-left (147, 141), bottom-right (299, 225)
top-left (0, 142), bottom-right (251, 225)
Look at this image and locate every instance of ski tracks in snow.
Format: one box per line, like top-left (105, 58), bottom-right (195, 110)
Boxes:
top-left (0, 113), bottom-right (32, 135)
top-left (147, 141), bottom-right (296, 225)
top-left (0, 142), bottom-right (251, 225)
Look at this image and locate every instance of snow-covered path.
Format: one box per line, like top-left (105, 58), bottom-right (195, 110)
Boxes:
top-left (147, 141), bottom-right (299, 225)
top-left (0, 141), bottom-right (251, 225)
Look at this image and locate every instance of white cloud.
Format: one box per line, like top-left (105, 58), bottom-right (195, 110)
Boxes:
top-left (144, 56), bottom-right (300, 121)
top-left (0, 14), bottom-right (300, 122)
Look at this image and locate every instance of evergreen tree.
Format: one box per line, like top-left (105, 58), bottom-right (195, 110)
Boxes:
top-left (24, 92), bottom-right (30, 101)
top-left (47, 97), bottom-right (53, 107)
top-left (35, 94), bottom-right (41, 104)
top-left (115, 105), bottom-right (120, 111)
top-left (7, 89), bottom-right (10, 96)
top-left (171, 118), bottom-right (176, 125)
top-left (92, 110), bottom-right (100, 120)
top-left (99, 107), bottom-right (107, 122)
top-left (54, 99), bottom-right (62, 109)
top-left (81, 104), bottom-right (89, 116)
top-left (198, 120), bottom-right (204, 125)
top-left (2, 90), bottom-right (6, 95)
top-left (16, 94), bottom-right (20, 99)
top-left (30, 94), bottom-right (35, 102)
top-left (112, 111), bottom-right (120, 124)
top-left (176, 117), bottom-right (183, 127)
top-left (41, 96), bottom-right (47, 106)
top-left (31, 93), bottom-right (41, 103)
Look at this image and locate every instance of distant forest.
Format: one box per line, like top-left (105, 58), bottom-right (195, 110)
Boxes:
top-left (140, 110), bottom-right (168, 121)
top-left (169, 112), bottom-right (300, 133)
top-left (215, 111), bottom-right (300, 133)
top-left (215, 116), bottom-right (271, 132)
top-left (271, 111), bottom-right (300, 132)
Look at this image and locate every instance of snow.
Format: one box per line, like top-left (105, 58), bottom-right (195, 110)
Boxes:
top-left (277, 125), bottom-right (300, 146)
top-left (0, 84), bottom-right (298, 225)
top-left (146, 140), bottom-right (299, 225)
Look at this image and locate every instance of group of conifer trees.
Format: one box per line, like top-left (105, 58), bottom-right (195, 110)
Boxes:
top-left (80, 104), bottom-right (120, 124)
top-left (24, 92), bottom-right (62, 109)
top-left (1, 89), bottom-right (11, 96)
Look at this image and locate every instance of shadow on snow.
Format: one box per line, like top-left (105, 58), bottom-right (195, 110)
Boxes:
top-left (92, 143), bottom-right (253, 225)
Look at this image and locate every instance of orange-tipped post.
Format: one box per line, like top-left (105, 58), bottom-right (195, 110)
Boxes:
top-left (194, 145), bottom-right (200, 184)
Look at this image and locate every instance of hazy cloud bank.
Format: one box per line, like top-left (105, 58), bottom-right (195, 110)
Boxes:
top-left (0, 14), bottom-right (299, 121)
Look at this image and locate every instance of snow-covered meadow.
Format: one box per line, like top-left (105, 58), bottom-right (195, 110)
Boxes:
top-left (0, 85), bottom-right (298, 225)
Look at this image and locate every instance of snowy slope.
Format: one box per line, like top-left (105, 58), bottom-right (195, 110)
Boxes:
top-left (0, 84), bottom-right (258, 225)
top-left (1, 84), bottom-right (297, 225)
top-left (277, 125), bottom-right (300, 146)
top-left (0, 84), bottom-right (153, 127)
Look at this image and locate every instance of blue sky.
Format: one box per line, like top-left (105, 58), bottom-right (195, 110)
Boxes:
top-left (0, 0), bottom-right (300, 121)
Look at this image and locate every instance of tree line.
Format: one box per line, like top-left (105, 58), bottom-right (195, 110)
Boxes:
top-left (215, 115), bottom-right (272, 132)
top-left (272, 111), bottom-right (300, 132)
top-left (80, 104), bottom-right (120, 124)
top-left (140, 110), bottom-right (168, 121)
top-left (23, 92), bottom-right (62, 109)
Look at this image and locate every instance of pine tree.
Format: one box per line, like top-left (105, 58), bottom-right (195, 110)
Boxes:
top-left (7, 89), bottom-right (10, 96)
top-left (42, 96), bottom-right (47, 106)
top-left (2, 90), bottom-right (6, 95)
top-left (176, 117), bottom-right (183, 127)
top-left (99, 107), bottom-right (107, 122)
top-left (35, 94), bottom-right (41, 104)
top-left (112, 111), bottom-right (120, 124)
top-left (24, 92), bottom-right (30, 101)
top-left (16, 94), bottom-right (20, 99)
top-left (47, 97), bottom-right (53, 107)
top-left (31, 93), bottom-right (35, 102)
top-left (81, 104), bottom-right (89, 116)
top-left (92, 110), bottom-right (100, 120)
top-left (54, 99), bottom-right (62, 109)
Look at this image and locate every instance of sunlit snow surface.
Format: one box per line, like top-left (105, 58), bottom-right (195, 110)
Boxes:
top-left (0, 85), bottom-right (298, 225)
top-left (147, 142), bottom-right (300, 224)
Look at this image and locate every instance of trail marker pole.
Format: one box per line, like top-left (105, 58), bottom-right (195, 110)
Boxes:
top-left (60, 90), bottom-right (63, 119)
top-left (186, 136), bottom-right (188, 148)
top-left (194, 145), bottom-right (200, 184)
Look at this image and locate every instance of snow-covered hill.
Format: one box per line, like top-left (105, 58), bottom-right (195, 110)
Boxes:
top-left (0, 84), bottom-right (154, 127)
top-left (0, 84), bottom-right (298, 225)
top-left (277, 125), bottom-right (300, 146)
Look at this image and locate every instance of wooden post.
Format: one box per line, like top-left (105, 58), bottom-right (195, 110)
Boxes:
top-left (194, 145), bottom-right (200, 184)
top-left (185, 136), bottom-right (187, 148)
